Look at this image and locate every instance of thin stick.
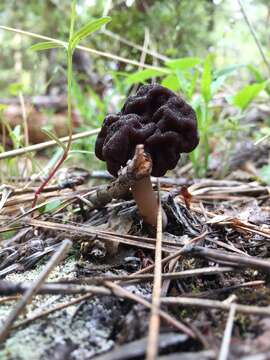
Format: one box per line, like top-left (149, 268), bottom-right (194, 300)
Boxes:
top-left (102, 29), bottom-right (168, 61)
top-left (139, 27), bottom-right (150, 70)
top-left (218, 304), bottom-right (236, 360)
top-left (187, 246), bottom-right (270, 272)
top-left (12, 293), bottom-right (93, 330)
top-left (26, 219), bottom-right (178, 253)
top-left (185, 280), bottom-right (265, 299)
top-left (146, 187), bottom-right (163, 360)
top-left (0, 296), bottom-right (20, 304)
top-left (81, 266), bottom-right (234, 285)
top-left (19, 92), bottom-right (29, 149)
top-left (18, 92), bottom-right (32, 177)
top-left (237, 0), bottom-right (270, 74)
top-left (0, 128), bottom-right (100, 160)
top-left (161, 297), bottom-right (270, 316)
top-left (0, 239), bottom-right (72, 343)
top-left (0, 267), bottom-right (234, 296)
top-left (0, 25), bottom-right (169, 73)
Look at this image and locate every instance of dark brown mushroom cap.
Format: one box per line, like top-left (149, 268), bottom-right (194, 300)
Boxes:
top-left (95, 84), bottom-right (199, 177)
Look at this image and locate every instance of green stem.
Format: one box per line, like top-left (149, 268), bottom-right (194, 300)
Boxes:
top-left (203, 102), bottom-right (209, 175)
top-left (32, 0), bottom-right (76, 208)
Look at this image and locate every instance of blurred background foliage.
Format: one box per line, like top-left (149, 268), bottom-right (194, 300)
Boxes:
top-left (0, 0), bottom-right (269, 179)
top-left (0, 0), bottom-right (269, 94)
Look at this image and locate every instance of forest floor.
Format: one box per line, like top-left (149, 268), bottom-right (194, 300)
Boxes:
top-left (0, 120), bottom-right (270, 360)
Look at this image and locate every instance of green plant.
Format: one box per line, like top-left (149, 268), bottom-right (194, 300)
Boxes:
top-left (30, 1), bottom-right (111, 207)
top-left (233, 81), bottom-right (267, 111)
top-left (122, 55), bottom-right (268, 177)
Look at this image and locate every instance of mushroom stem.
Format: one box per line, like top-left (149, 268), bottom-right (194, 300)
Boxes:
top-left (131, 176), bottom-right (167, 228)
top-left (129, 144), bottom-right (167, 229)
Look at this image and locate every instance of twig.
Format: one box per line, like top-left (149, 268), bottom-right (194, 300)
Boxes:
top-left (139, 27), bottom-right (150, 70)
top-left (0, 129), bottom-right (100, 160)
top-left (119, 266), bottom-right (233, 284)
top-left (18, 92), bottom-right (32, 176)
top-left (102, 29), bottom-right (168, 61)
top-left (12, 293), bottom-right (93, 330)
top-left (218, 304), bottom-right (237, 360)
top-left (0, 282), bottom-right (113, 296)
top-left (27, 218), bottom-right (180, 253)
top-left (0, 296), bottom-right (20, 304)
top-left (0, 267), bottom-right (234, 296)
top-left (0, 239), bottom-right (72, 343)
top-left (84, 144), bottom-right (152, 209)
top-left (237, 0), bottom-right (270, 75)
top-left (161, 297), bottom-right (270, 316)
top-left (186, 245), bottom-right (270, 272)
top-left (146, 185), bottom-right (163, 360)
top-left (0, 25), bottom-right (169, 73)
top-left (0, 95), bottom-right (67, 107)
top-left (184, 280), bottom-right (265, 299)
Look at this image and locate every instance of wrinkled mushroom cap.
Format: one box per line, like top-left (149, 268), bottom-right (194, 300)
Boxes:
top-left (95, 84), bottom-right (199, 177)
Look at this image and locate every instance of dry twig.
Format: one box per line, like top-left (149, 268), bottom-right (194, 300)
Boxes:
top-left (146, 187), bottom-right (163, 360)
top-left (218, 304), bottom-right (237, 360)
top-left (0, 267), bottom-right (234, 296)
top-left (0, 129), bottom-right (100, 160)
top-left (161, 297), bottom-right (270, 316)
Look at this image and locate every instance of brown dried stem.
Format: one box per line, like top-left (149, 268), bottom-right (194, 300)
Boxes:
top-left (0, 129), bottom-right (100, 161)
top-left (146, 189), bottom-right (163, 360)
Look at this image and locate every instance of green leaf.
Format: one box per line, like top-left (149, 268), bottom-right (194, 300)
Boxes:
top-left (30, 41), bottom-right (64, 51)
top-left (39, 199), bottom-right (62, 214)
top-left (8, 82), bottom-right (24, 95)
top-left (247, 65), bottom-right (265, 83)
top-left (166, 57), bottom-right (201, 70)
top-left (201, 55), bottom-right (212, 103)
top-left (212, 64), bottom-right (246, 95)
top-left (41, 128), bottom-right (67, 151)
top-left (43, 148), bottom-right (64, 177)
top-left (211, 76), bottom-right (226, 95)
top-left (215, 64), bottom-right (245, 79)
top-left (161, 74), bottom-right (180, 91)
top-left (175, 70), bottom-right (190, 96)
top-left (10, 125), bottom-right (22, 148)
top-left (188, 69), bottom-right (199, 99)
top-left (125, 68), bottom-right (167, 85)
top-left (70, 16), bottom-right (111, 51)
top-left (233, 82), bottom-right (266, 111)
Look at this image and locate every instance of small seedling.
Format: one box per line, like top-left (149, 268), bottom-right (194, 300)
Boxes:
top-left (30, 0), bottom-right (111, 208)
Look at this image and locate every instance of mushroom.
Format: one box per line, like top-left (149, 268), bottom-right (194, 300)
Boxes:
top-left (95, 84), bottom-right (199, 228)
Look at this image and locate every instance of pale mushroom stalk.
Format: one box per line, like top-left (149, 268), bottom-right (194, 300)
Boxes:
top-left (129, 144), bottom-right (167, 228)
top-left (131, 176), bottom-right (167, 228)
